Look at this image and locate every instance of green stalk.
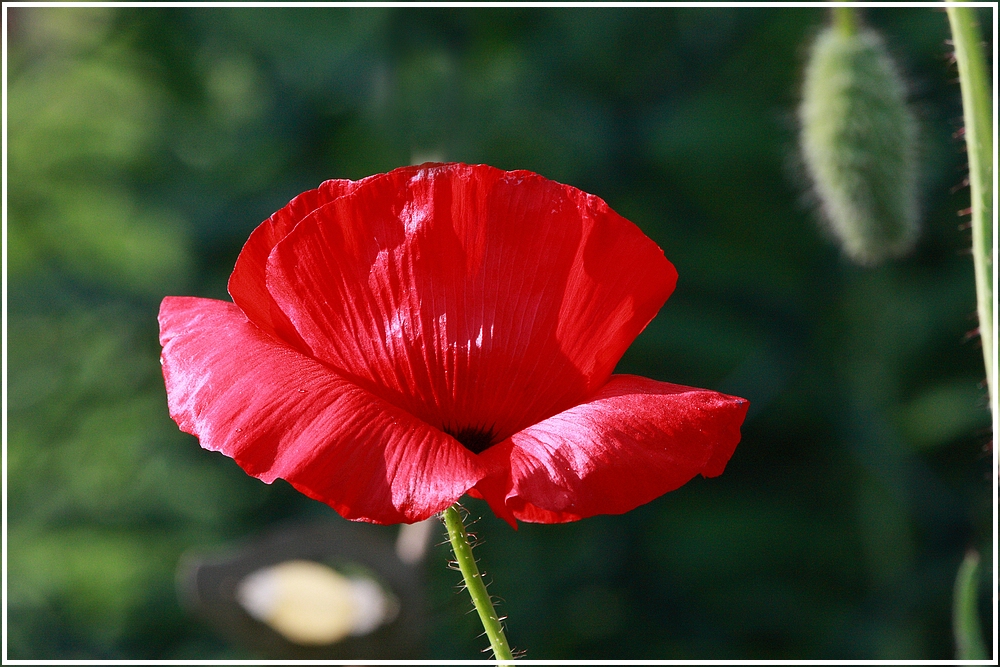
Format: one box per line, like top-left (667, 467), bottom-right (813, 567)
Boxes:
top-left (947, 5), bottom-right (994, 408)
top-left (833, 5), bottom-right (857, 37)
top-left (442, 505), bottom-right (514, 662)
top-left (952, 550), bottom-right (987, 660)
top-left (946, 9), bottom-right (991, 663)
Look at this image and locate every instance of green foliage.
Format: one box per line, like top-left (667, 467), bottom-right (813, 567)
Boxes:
top-left (8, 9), bottom-right (191, 295)
top-left (6, 6), bottom-right (992, 660)
top-left (899, 380), bottom-right (991, 450)
top-left (800, 25), bottom-right (918, 265)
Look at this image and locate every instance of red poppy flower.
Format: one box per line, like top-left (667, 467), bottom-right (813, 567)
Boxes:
top-left (159, 163), bottom-right (748, 526)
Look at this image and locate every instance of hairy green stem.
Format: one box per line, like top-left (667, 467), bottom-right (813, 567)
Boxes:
top-left (947, 5), bottom-right (994, 408)
top-left (442, 504), bottom-right (514, 662)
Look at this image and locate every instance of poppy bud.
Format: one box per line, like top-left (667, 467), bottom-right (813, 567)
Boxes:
top-left (799, 25), bottom-right (918, 265)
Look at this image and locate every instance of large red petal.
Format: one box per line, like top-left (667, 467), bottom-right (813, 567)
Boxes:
top-left (228, 179), bottom-right (362, 344)
top-left (264, 163), bottom-right (677, 445)
top-left (475, 375), bottom-right (748, 524)
top-left (158, 296), bottom-right (485, 524)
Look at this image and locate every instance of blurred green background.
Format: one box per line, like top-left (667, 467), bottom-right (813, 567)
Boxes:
top-left (5, 6), bottom-right (994, 659)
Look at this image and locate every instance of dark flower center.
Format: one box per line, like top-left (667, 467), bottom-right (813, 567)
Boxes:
top-left (445, 427), bottom-right (496, 454)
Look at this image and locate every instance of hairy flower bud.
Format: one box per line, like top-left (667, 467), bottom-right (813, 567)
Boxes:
top-left (799, 26), bottom-right (918, 265)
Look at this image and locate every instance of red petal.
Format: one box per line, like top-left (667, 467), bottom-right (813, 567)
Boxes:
top-left (466, 440), bottom-right (520, 529)
top-left (158, 296), bottom-right (485, 524)
top-left (476, 375), bottom-right (748, 524)
top-left (264, 164), bottom-right (677, 443)
top-left (228, 179), bottom-right (361, 344)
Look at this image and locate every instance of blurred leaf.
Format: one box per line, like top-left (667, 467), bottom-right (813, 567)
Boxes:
top-left (7, 526), bottom-right (178, 650)
top-left (8, 34), bottom-right (191, 295)
top-left (41, 186), bottom-right (190, 295)
top-left (13, 7), bottom-right (117, 60)
top-left (9, 57), bottom-right (159, 176)
top-left (898, 380), bottom-right (990, 450)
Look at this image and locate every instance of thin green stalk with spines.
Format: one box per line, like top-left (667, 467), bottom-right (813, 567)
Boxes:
top-left (947, 5), bottom-right (994, 408)
top-left (946, 7), bottom-right (992, 663)
top-left (442, 504), bottom-right (515, 663)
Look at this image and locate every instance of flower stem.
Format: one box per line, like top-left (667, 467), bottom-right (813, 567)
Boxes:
top-left (952, 550), bottom-right (987, 660)
top-left (442, 504), bottom-right (514, 662)
top-left (833, 4), bottom-right (857, 37)
top-left (947, 5), bottom-right (994, 409)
